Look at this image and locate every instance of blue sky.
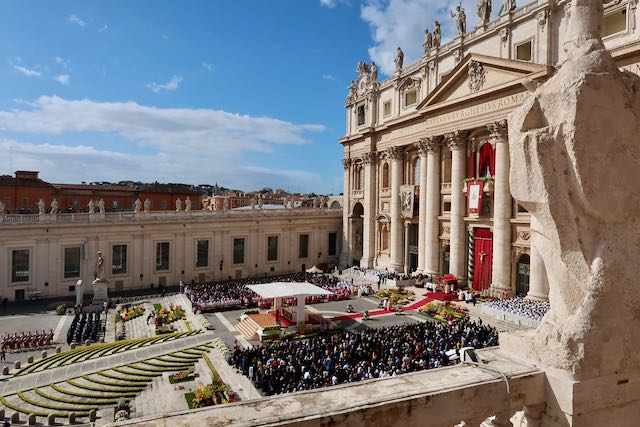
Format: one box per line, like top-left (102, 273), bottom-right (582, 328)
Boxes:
top-left (0, 0), bottom-right (482, 194)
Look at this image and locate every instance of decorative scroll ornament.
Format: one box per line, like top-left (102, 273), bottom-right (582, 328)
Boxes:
top-left (468, 60), bottom-right (486, 93)
top-left (341, 158), bottom-right (352, 170)
top-left (499, 28), bottom-right (509, 45)
top-left (362, 152), bottom-right (378, 165)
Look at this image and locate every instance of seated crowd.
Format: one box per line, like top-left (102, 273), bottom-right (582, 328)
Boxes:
top-left (185, 273), bottom-right (350, 312)
top-left (232, 319), bottom-right (498, 396)
top-left (484, 296), bottom-right (550, 320)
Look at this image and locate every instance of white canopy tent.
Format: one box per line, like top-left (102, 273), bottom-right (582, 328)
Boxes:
top-left (247, 282), bottom-right (333, 325)
top-left (305, 265), bottom-right (324, 274)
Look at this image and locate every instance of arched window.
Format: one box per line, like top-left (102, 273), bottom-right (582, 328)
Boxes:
top-left (358, 166), bottom-right (365, 190)
top-left (413, 157), bottom-right (421, 185)
top-left (382, 162), bottom-right (390, 189)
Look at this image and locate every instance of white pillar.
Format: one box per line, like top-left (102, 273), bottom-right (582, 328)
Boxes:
top-left (446, 131), bottom-right (467, 280)
top-left (488, 120), bottom-right (513, 297)
top-left (296, 295), bottom-right (305, 325)
top-left (388, 147), bottom-right (404, 271)
top-left (423, 137), bottom-right (442, 275)
top-left (404, 222), bottom-right (410, 274)
top-left (340, 159), bottom-right (352, 266)
top-left (416, 141), bottom-right (429, 273)
top-left (528, 216), bottom-right (549, 301)
top-left (360, 152), bottom-right (377, 268)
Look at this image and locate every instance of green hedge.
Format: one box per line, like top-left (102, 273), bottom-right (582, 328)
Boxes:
top-left (17, 390), bottom-right (98, 412)
top-left (51, 383), bottom-right (138, 399)
top-left (34, 387), bottom-right (120, 406)
top-left (81, 375), bottom-right (147, 389)
top-left (96, 371), bottom-right (152, 383)
top-left (112, 367), bottom-right (161, 377)
top-left (0, 395), bottom-right (88, 417)
top-left (67, 378), bottom-right (145, 393)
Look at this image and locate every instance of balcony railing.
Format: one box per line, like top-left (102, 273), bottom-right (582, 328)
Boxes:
top-left (441, 182), bottom-right (452, 194)
top-left (0, 207), bottom-right (342, 226)
top-left (352, 189), bottom-right (364, 199)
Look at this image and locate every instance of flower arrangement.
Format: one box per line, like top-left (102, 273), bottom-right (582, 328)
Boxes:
top-left (168, 368), bottom-right (197, 384)
top-left (187, 382), bottom-right (235, 408)
top-left (118, 304), bottom-right (144, 322)
top-left (155, 304), bottom-right (186, 326)
top-left (376, 288), bottom-right (415, 305)
top-left (420, 302), bottom-right (468, 323)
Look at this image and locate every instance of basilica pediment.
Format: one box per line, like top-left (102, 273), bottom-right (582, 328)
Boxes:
top-left (417, 54), bottom-right (548, 110)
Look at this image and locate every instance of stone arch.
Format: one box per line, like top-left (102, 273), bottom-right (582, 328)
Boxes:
top-left (350, 202), bottom-right (364, 264)
top-left (329, 200), bottom-right (341, 210)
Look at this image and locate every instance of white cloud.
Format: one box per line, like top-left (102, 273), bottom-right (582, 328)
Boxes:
top-left (68, 14), bottom-right (87, 27)
top-left (146, 75), bottom-right (183, 93)
top-left (360, 0), bottom-right (478, 76)
top-left (202, 62), bottom-right (215, 72)
top-left (320, 0), bottom-right (337, 7)
top-left (98, 25), bottom-right (108, 32)
top-left (54, 56), bottom-right (69, 68)
top-left (0, 97), bottom-right (328, 191)
top-left (12, 65), bottom-right (42, 77)
top-left (53, 74), bottom-right (70, 85)
top-left (322, 74), bottom-right (336, 81)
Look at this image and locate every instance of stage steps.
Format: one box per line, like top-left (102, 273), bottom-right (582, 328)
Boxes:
top-left (234, 318), bottom-right (259, 341)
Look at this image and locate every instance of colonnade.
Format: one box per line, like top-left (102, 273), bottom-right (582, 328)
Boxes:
top-left (342, 119), bottom-right (549, 300)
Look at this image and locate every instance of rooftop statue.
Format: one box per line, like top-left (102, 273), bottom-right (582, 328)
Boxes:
top-left (451, 6), bottom-right (467, 36)
top-left (423, 28), bottom-right (433, 55)
top-left (394, 47), bottom-right (404, 74)
top-left (502, 0), bottom-right (516, 15)
top-left (477, 0), bottom-right (491, 26)
top-left (508, 0), bottom-right (640, 378)
top-left (433, 21), bottom-right (442, 48)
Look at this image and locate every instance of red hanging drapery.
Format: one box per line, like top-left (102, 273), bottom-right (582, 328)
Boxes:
top-left (478, 142), bottom-right (495, 177)
top-left (467, 150), bottom-right (476, 179)
top-left (472, 228), bottom-right (493, 291)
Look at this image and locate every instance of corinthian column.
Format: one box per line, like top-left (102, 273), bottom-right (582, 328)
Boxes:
top-left (360, 152), bottom-right (377, 268)
top-left (445, 131), bottom-right (467, 280)
top-left (528, 216), bottom-right (549, 301)
top-left (488, 120), bottom-right (513, 297)
top-left (388, 146), bottom-right (404, 271)
top-left (340, 158), bottom-right (352, 266)
top-left (415, 140), bottom-right (429, 273)
top-left (423, 136), bottom-right (442, 275)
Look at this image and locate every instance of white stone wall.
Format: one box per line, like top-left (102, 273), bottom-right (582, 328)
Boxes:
top-left (0, 211), bottom-right (342, 300)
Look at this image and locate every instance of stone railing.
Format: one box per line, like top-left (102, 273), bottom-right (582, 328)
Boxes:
top-left (440, 182), bottom-right (452, 193)
top-left (352, 189), bottom-right (364, 199)
top-left (0, 207), bottom-right (342, 226)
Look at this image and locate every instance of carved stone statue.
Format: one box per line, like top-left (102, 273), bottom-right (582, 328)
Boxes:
top-left (370, 62), bottom-right (378, 83)
top-left (37, 199), bottom-right (45, 215)
top-left (95, 251), bottom-right (105, 281)
top-left (0, 200), bottom-right (4, 216)
top-left (50, 199), bottom-right (59, 214)
top-left (433, 21), bottom-right (442, 48)
top-left (394, 47), bottom-right (404, 74)
top-left (477, 0), bottom-right (492, 25)
top-left (251, 198), bottom-right (256, 210)
top-left (134, 198), bottom-right (142, 212)
top-left (258, 198), bottom-right (263, 209)
top-left (348, 80), bottom-right (357, 101)
top-left (175, 198), bottom-right (183, 212)
top-left (423, 29), bottom-right (433, 55)
top-left (88, 199), bottom-right (95, 214)
top-left (98, 199), bottom-right (105, 213)
top-left (451, 6), bottom-right (467, 36)
top-left (144, 198), bottom-right (151, 213)
top-left (185, 197), bottom-right (192, 211)
top-left (502, 0), bottom-right (516, 15)
top-left (506, 0), bottom-right (640, 380)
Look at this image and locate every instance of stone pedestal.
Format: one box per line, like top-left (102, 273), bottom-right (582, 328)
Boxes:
top-left (92, 278), bottom-right (109, 304)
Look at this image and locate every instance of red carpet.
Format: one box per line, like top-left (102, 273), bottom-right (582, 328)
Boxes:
top-left (329, 291), bottom-right (456, 321)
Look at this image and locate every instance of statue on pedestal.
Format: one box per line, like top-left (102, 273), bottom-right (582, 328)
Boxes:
top-left (423, 28), bottom-right (433, 55)
top-left (477, 0), bottom-right (491, 26)
top-left (185, 197), bottom-right (192, 211)
top-left (50, 199), bottom-right (59, 214)
top-left (175, 198), bottom-right (183, 212)
top-left (88, 199), bottom-right (95, 214)
top-left (144, 198), bottom-right (151, 213)
top-left (37, 199), bottom-right (46, 215)
top-left (0, 200), bottom-right (4, 218)
top-left (95, 251), bottom-right (105, 281)
top-left (394, 47), bottom-right (404, 74)
top-left (134, 198), bottom-right (142, 213)
top-left (433, 21), bottom-right (442, 48)
top-left (92, 251), bottom-right (109, 303)
top-left (370, 62), bottom-right (378, 83)
top-left (502, 0), bottom-right (516, 15)
top-left (451, 6), bottom-right (467, 36)
top-left (98, 199), bottom-right (105, 214)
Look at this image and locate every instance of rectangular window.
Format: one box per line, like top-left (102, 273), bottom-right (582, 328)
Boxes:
top-left (63, 247), bottom-right (81, 279)
top-left (11, 250), bottom-right (30, 283)
top-left (328, 232), bottom-right (338, 256)
top-left (156, 242), bottom-right (170, 271)
top-left (404, 90), bottom-right (417, 107)
top-left (160, 200), bottom-right (168, 209)
top-left (383, 101), bottom-right (391, 117)
top-left (112, 244), bottom-right (127, 275)
top-left (113, 200), bottom-right (119, 208)
top-left (233, 238), bottom-right (245, 265)
top-left (72, 200), bottom-right (80, 208)
top-left (356, 105), bottom-right (365, 126)
top-left (299, 234), bottom-right (309, 259)
top-left (603, 8), bottom-right (627, 37)
top-left (196, 240), bottom-right (209, 268)
top-left (516, 40), bottom-right (532, 62)
top-left (21, 197), bottom-right (28, 207)
top-left (267, 236), bottom-right (279, 262)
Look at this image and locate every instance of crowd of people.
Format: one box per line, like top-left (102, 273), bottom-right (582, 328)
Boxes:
top-left (185, 273), bottom-right (352, 312)
top-left (232, 319), bottom-right (499, 396)
top-left (484, 297), bottom-right (550, 320)
top-left (1, 330), bottom-right (54, 352)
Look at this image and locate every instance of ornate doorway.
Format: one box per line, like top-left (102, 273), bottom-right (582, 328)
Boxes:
top-left (516, 254), bottom-right (530, 296)
top-left (472, 228), bottom-right (493, 291)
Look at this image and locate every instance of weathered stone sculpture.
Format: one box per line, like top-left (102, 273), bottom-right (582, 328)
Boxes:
top-left (433, 21), bottom-right (441, 48)
top-left (502, 0), bottom-right (516, 15)
top-left (88, 199), bottom-right (95, 214)
top-left (98, 199), bottom-right (105, 213)
top-left (175, 198), bottom-right (183, 212)
top-left (370, 61), bottom-right (378, 83)
top-left (37, 198), bottom-right (45, 214)
top-left (185, 197), bottom-right (192, 211)
top-left (423, 29), bottom-right (433, 55)
top-left (394, 47), bottom-right (404, 74)
top-left (133, 198), bottom-right (142, 213)
top-left (477, 0), bottom-right (491, 26)
top-left (508, 0), bottom-right (640, 381)
top-left (144, 198), bottom-right (151, 213)
top-left (50, 199), bottom-right (59, 214)
top-left (451, 6), bottom-right (467, 36)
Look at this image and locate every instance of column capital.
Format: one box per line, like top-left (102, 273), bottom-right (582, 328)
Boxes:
top-left (444, 130), bottom-right (467, 150)
top-left (341, 158), bottom-right (352, 169)
top-left (416, 136), bottom-right (443, 155)
top-left (487, 119), bottom-right (508, 142)
top-left (385, 146), bottom-right (403, 161)
top-left (361, 152), bottom-right (378, 165)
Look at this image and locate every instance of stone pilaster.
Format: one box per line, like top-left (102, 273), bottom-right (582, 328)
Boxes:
top-left (423, 136), bottom-right (442, 275)
top-left (488, 120), bottom-right (513, 297)
top-left (388, 146), bottom-right (404, 271)
top-left (445, 131), bottom-right (467, 280)
top-left (340, 158), bottom-right (352, 266)
top-left (415, 139), bottom-right (429, 273)
top-left (360, 152), bottom-right (377, 268)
